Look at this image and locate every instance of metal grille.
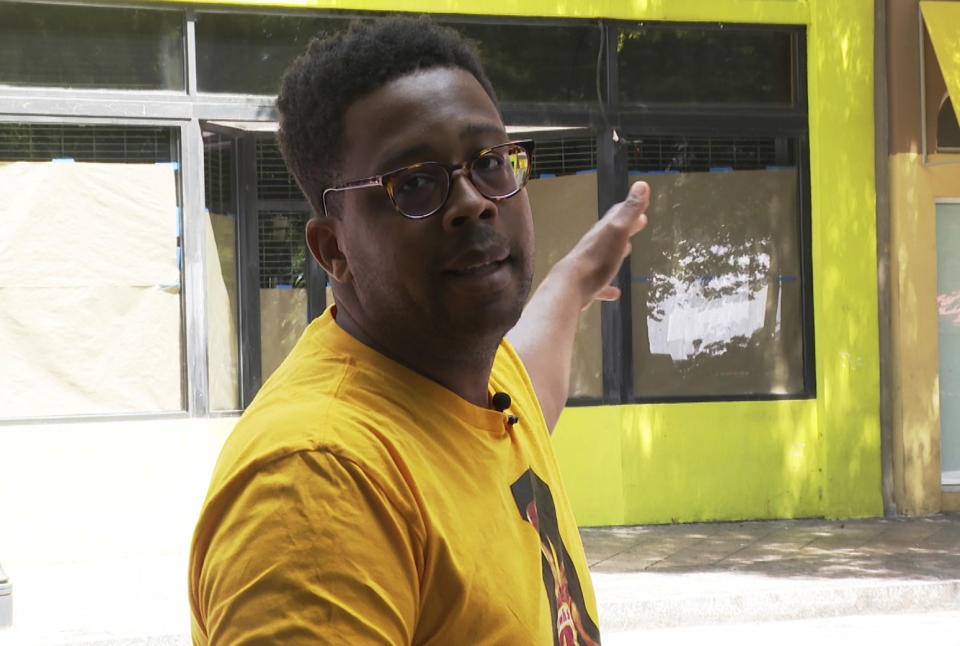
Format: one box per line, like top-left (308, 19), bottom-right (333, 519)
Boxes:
top-left (626, 135), bottom-right (788, 172)
top-left (258, 209), bottom-right (309, 289)
top-left (0, 123), bottom-right (174, 162)
top-left (256, 138), bottom-right (303, 201)
top-left (203, 134), bottom-right (234, 215)
top-left (531, 136), bottom-right (597, 178)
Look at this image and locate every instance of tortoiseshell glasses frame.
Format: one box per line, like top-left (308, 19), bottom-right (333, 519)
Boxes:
top-left (321, 139), bottom-right (535, 219)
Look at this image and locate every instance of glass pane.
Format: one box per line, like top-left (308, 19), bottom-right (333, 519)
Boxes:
top-left (449, 22), bottom-right (601, 103)
top-left (523, 132), bottom-right (602, 399)
top-left (196, 13), bottom-right (350, 95)
top-left (618, 27), bottom-right (793, 106)
top-left (936, 203), bottom-right (960, 479)
top-left (203, 131), bottom-right (240, 411)
top-left (0, 124), bottom-right (183, 417)
top-left (628, 135), bottom-right (806, 398)
top-left (259, 210), bottom-right (309, 381)
top-left (0, 2), bottom-right (184, 90)
top-left (938, 97), bottom-right (960, 151)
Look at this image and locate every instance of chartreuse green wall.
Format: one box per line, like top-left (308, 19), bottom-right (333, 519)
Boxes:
top-left (154, 0), bottom-right (882, 524)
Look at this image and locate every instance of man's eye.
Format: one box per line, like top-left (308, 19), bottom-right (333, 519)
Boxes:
top-left (474, 152), bottom-right (506, 173)
top-left (395, 172), bottom-right (438, 195)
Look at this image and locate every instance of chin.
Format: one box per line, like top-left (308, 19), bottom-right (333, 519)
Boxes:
top-left (448, 297), bottom-right (525, 343)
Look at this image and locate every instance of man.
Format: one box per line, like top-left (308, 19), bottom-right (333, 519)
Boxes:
top-left (189, 17), bottom-right (649, 645)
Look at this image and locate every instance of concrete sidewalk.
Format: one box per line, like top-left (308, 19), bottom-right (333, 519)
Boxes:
top-left (2, 514), bottom-right (958, 644)
top-left (582, 513), bottom-right (960, 636)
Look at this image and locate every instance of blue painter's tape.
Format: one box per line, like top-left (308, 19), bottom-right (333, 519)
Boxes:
top-left (156, 161), bottom-right (180, 171)
top-left (576, 169), bottom-right (597, 174)
top-left (765, 165), bottom-right (796, 170)
top-left (709, 166), bottom-right (733, 172)
top-left (52, 158), bottom-right (75, 163)
top-left (779, 275), bottom-right (798, 281)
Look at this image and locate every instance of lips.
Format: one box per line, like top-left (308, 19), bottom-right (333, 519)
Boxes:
top-left (442, 248), bottom-right (510, 275)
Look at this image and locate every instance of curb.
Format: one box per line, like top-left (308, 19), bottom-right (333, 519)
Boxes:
top-left (594, 574), bottom-right (960, 630)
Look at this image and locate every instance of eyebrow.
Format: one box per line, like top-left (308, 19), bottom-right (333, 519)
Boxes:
top-left (376, 123), bottom-right (508, 172)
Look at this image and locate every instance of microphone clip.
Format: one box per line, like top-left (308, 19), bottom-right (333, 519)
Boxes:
top-left (492, 392), bottom-right (520, 426)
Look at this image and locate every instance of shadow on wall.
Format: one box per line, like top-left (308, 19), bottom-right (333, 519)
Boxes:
top-left (807, 0), bottom-right (883, 517)
top-left (617, 399), bottom-right (821, 525)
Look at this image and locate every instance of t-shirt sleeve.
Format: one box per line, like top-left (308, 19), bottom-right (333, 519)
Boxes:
top-left (192, 450), bottom-right (422, 645)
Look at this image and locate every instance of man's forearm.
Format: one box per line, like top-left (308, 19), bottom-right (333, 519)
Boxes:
top-left (509, 181), bottom-right (650, 432)
top-left (507, 259), bottom-right (585, 431)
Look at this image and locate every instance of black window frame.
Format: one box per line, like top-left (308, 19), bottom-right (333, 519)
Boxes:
top-left (199, 13), bottom-right (814, 409)
top-left (488, 18), bottom-right (813, 405)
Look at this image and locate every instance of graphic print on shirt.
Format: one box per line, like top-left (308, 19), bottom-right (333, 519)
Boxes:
top-left (511, 468), bottom-right (601, 646)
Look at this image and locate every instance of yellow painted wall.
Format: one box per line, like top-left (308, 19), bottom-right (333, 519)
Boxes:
top-left (889, 152), bottom-right (960, 514)
top-left (134, 0), bottom-right (883, 524)
top-left (147, 0), bottom-right (810, 23)
top-left (552, 400), bottom-right (821, 526)
top-left (806, 0), bottom-right (882, 520)
top-left (559, 0), bottom-right (881, 525)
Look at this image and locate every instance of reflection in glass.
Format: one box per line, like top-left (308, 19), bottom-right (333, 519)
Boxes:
top-left (196, 13), bottom-right (349, 94)
top-left (450, 22), bottom-right (601, 103)
top-left (523, 134), bottom-right (602, 399)
top-left (618, 26), bottom-right (794, 106)
top-left (0, 2), bottom-right (184, 90)
top-left (259, 210), bottom-right (310, 381)
top-left (936, 203), bottom-right (960, 478)
top-left (938, 97), bottom-right (960, 151)
top-left (203, 131), bottom-right (240, 411)
top-left (628, 136), bottom-right (805, 397)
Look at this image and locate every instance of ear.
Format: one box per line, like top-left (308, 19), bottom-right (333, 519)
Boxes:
top-left (306, 216), bottom-right (353, 283)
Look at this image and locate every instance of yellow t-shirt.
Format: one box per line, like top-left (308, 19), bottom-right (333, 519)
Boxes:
top-left (189, 308), bottom-right (600, 645)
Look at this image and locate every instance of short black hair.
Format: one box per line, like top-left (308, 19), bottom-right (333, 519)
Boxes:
top-left (277, 16), bottom-right (497, 216)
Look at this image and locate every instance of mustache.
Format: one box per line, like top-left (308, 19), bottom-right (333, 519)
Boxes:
top-left (448, 225), bottom-right (511, 252)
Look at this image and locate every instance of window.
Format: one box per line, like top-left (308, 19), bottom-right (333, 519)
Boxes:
top-left (617, 26), bottom-right (794, 106)
top-left (0, 124), bottom-right (183, 417)
top-left (938, 97), bottom-right (960, 152)
top-left (0, 9), bottom-right (811, 415)
top-left (203, 131), bottom-right (241, 411)
top-left (627, 135), bottom-right (806, 398)
top-left (522, 132), bottom-right (603, 399)
top-left (195, 13), bottom-right (349, 95)
top-left (611, 23), bottom-right (812, 401)
top-left (449, 21), bottom-right (601, 103)
top-left (0, 2), bottom-right (184, 90)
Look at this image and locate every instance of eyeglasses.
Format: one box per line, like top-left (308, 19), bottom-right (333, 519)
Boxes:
top-left (321, 139), bottom-right (535, 219)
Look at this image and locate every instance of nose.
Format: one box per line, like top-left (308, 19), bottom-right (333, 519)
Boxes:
top-left (440, 168), bottom-right (497, 231)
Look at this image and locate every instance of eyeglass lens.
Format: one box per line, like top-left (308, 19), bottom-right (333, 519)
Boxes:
top-left (390, 143), bottom-right (530, 217)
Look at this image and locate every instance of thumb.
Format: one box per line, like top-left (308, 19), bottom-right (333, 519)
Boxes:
top-left (606, 181), bottom-right (649, 236)
top-left (585, 285), bottom-right (621, 309)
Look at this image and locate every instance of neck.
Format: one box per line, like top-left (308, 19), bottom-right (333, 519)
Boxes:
top-left (332, 304), bottom-right (500, 408)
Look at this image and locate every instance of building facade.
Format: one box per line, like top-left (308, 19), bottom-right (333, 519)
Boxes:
top-left (0, 1), bottom-right (955, 559)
